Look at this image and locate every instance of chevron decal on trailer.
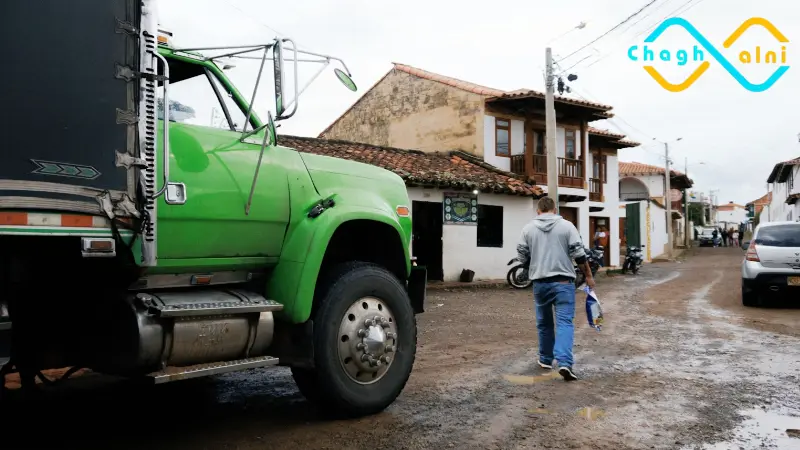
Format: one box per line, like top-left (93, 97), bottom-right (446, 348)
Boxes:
top-left (30, 159), bottom-right (101, 180)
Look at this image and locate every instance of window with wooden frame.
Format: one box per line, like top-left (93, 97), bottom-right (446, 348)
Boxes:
top-left (495, 118), bottom-right (510, 157)
top-left (534, 130), bottom-right (546, 154)
top-left (593, 153), bottom-right (608, 182)
top-left (565, 129), bottom-right (577, 159)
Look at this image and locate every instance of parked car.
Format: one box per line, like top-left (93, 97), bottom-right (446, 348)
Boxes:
top-left (741, 221), bottom-right (800, 306)
top-left (698, 228), bottom-right (719, 247)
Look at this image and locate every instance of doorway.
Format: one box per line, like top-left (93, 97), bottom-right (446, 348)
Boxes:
top-left (412, 201), bottom-right (444, 281)
top-left (589, 217), bottom-right (611, 267)
top-left (559, 207), bottom-right (579, 229)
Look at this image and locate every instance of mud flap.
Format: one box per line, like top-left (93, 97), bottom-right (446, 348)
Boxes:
top-left (0, 322), bottom-right (10, 368)
top-left (408, 266), bottom-right (427, 314)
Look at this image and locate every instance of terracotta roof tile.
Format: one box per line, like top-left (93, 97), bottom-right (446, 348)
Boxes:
top-left (588, 127), bottom-right (641, 147)
top-left (490, 90), bottom-right (613, 111)
top-left (392, 62), bottom-right (614, 111)
top-left (619, 161), bottom-right (685, 177)
top-left (280, 136), bottom-right (544, 197)
top-left (717, 203), bottom-right (746, 211)
top-left (588, 127), bottom-right (626, 139)
top-left (747, 192), bottom-right (772, 206)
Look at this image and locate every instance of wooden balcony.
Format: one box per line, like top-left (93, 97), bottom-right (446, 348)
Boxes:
top-left (589, 178), bottom-right (603, 202)
top-left (558, 157), bottom-right (584, 188)
top-left (509, 154), bottom-right (548, 182)
top-left (509, 155), bottom-right (585, 189)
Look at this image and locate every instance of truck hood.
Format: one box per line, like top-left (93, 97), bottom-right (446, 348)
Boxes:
top-left (298, 152), bottom-right (410, 214)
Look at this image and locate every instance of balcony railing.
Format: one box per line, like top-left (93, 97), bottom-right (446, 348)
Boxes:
top-left (509, 155), bottom-right (585, 189)
top-left (589, 178), bottom-right (603, 202)
top-left (509, 154), bottom-right (548, 181)
top-left (558, 157), bottom-right (583, 188)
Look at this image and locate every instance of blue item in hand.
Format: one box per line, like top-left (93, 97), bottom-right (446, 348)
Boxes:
top-left (583, 286), bottom-right (604, 331)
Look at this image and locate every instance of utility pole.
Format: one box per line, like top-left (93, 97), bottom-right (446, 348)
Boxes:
top-left (545, 47), bottom-right (559, 213)
top-left (684, 157), bottom-right (690, 248)
top-left (664, 142), bottom-right (673, 258)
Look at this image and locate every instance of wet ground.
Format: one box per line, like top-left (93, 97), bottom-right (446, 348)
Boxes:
top-left (2, 247), bottom-right (799, 449)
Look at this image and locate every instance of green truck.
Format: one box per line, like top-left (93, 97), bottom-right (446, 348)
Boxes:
top-left (0, 0), bottom-right (426, 417)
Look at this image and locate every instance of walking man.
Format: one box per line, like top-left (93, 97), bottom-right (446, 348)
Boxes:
top-left (516, 196), bottom-right (596, 381)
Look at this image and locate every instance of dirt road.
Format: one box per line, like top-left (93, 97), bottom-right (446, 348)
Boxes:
top-left (2, 247), bottom-right (799, 449)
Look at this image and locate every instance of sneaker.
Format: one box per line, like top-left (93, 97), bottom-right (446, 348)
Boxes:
top-left (558, 366), bottom-right (578, 381)
top-left (537, 360), bottom-right (553, 370)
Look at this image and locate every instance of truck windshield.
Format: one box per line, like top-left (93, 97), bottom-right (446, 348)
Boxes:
top-left (754, 224), bottom-right (800, 247)
top-left (157, 57), bottom-right (252, 132)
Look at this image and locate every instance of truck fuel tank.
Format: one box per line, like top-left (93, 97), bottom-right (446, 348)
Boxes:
top-left (98, 289), bottom-right (283, 375)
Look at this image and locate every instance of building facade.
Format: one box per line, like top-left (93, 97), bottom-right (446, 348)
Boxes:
top-left (319, 63), bottom-right (640, 268)
top-left (618, 162), bottom-right (693, 259)
top-left (280, 135), bottom-right (544, 282)
top-left (763, 157), bottom-right (800, 223)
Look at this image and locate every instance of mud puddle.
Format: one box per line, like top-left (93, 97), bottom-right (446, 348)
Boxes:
top-left (688, 408), bottom-right (800, 449)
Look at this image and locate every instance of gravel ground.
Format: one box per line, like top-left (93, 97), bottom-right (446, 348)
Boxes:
top-left (2, 247), bottom-right (799, 449)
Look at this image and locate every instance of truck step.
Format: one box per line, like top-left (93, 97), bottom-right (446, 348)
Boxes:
top-left (147, 356), bottom-right (279, 384)
top-left (147, 298), bottom-right (284, 318)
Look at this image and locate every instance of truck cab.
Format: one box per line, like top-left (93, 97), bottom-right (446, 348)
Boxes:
top-left (0, 0), bottom-right (425, 418)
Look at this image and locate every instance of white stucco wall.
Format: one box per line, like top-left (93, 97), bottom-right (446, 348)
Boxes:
top-left (764, 165), bottom-right (800, 223)
top-left (716, 206), bottom-right (747, 226)
top-left (407, 188), bottom-right (535, 281)
top-left (648, 201), bottom-right (668, 260)
top-left (620, 200), bottom-right (668, 262)
top-left (482, 116), bottom-right (525, 170)
top-left (619, 177), bottom-right (650, 200)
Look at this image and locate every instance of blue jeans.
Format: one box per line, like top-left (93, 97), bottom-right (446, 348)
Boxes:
top-left (533, 281), bottom-right (576, 367)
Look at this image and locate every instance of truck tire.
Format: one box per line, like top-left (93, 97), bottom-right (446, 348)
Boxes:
top-left (291, 262), bottom-right (417, 418)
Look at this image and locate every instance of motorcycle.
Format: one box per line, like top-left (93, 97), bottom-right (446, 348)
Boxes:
top-left (507, 244), bottom-right (604, 289)
top-left (506, 256), bottom-right (532, 289)
top-left (575, 245), bottom-right (603, 287)
top-left (621, 245), bottom-right (644, 274)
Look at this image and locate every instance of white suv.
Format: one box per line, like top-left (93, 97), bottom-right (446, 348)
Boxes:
top-left (741, 221), bottom-right (800, 306)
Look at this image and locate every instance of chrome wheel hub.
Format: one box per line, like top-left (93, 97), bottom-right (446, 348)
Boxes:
top-left (338, 296), bottom-right (398, 384)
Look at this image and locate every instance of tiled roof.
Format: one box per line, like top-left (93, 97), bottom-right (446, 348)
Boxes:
top-left (716, 203), bottom-right (745, 211)
top-left (746, 192), bottom-right (772, 206)
top-left (392, 62), bottom-right (614, 111)
top-left (280, 135), bottom-right (544, 197)
top-left (767, 156), bottom-right (800, 183)
top-left (588, 127), bottom-right (641, 148)
top-left (489, 90), bottom-right (613, 112)
top-left (588, 127), bottom-right (626, 139)
top-left (619, 161), bottom-right (685, 177)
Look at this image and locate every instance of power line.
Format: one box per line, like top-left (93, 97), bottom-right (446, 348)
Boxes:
top-left (572, 0), bottom-right (708, 73)
top-left (556, 0), bottom-right (661, 64)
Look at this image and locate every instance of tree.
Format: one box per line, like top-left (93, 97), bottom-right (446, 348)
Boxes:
top-left (687, 202), bottom-right (705, 226)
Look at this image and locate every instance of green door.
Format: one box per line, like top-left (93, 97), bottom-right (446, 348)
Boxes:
top-left (625, 203), bottom-right (641, 248)
top-left (155, 54), bottom-right (291, 263)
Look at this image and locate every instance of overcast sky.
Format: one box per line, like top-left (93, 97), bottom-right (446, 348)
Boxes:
top-left (158, 0), bottom-right (799, 206)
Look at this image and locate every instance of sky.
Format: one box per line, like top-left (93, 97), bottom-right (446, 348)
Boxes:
top-left (157, 0), bottom-right (800, 206)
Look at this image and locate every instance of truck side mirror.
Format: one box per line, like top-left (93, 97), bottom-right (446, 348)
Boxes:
top-left (273, 40), bottom-right (286, 118)
top-left (334, 68), bottom-right (357, 92)
top-left (267, 111), bottom-right (277, 146)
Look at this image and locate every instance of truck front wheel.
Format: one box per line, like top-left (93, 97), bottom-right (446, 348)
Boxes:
top-left (291, 262), bottom-right (417, 418)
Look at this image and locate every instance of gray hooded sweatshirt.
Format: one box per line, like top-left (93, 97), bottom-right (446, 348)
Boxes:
top-left (516, 213), bottom-right (586, 282)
